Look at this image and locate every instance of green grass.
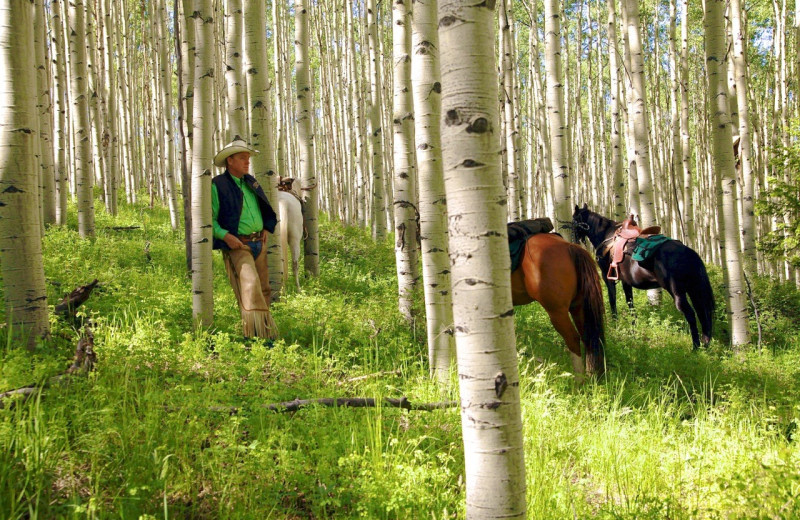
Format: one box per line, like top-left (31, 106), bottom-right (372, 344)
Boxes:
top-left (1, 198), bottom-right (799, 519)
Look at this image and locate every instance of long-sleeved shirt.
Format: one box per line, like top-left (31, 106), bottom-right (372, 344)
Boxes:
top-left (211, 175), bottom-right (264, 240)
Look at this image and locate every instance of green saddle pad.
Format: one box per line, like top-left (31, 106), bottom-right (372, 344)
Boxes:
top-left (631, 234), bottom-right (671, 261)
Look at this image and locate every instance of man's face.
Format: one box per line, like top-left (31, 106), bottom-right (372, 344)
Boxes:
top-left (227, 151), bottom-right (251, 177)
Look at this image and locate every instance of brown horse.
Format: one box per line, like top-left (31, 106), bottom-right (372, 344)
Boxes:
top-left (510, 233), bottom-right (606, 377)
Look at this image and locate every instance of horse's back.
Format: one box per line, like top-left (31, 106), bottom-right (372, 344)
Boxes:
top-left (519, 233), bottom-right (578, 308)
top-left (652, 240), bottom-right (707, 281)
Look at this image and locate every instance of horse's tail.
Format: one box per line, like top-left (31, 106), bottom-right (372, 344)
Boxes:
top-left (687, 256), bottom-right (715, 345)
top-left (570, 244), bottom-right (606, 376)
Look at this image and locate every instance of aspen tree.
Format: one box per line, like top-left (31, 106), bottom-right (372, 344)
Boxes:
top-left (679, 0), bottom-right (693, 241)
top-left (367, 0), bottom-right (386, 239)
top-left (245, 0), bottom-right (283, 297)
top-left (271, 0), bottom-right (286, 183)
top-left (668, 0), bottom-right (683, 239)
top-left (623, 0), bottom-right (655, 226)
top-left (391, 0), bottom-right (418, 321)
top-left (156, 0), bottom-right (179, 230)
top-left (545, 0), bottom-right (571, 224)
top-left (34, 0), bottom-right (56, 226)
top-left (730, 0), bottom-right (756, 274)
top-left (51, 0), bottom-right (69, 225)
top-left (190, 0), bottom-right (215, 327)
top-left (607, 0), bottom-right (625, 216)
top-left (499, 0), bottom-right (519, 221)
top-left (295, 0), bottom-right (319, 275)
top-left (86, 0), bottom-right (106, 208)
top-left (439, 0), bottom-right (526, 516)
top-left (411, 0), bottom-right (454, 384)
top-left (705, 0), bottom-right (750, 346)
top-left (225, 0), bottom-right (247, 139)
top-left (175, 0), bottom-right (191, 272)
top-left (101, 0), bottom-right (118, 216)
top-left (68, 0), bottom-right (95, 238)
top-left (0, 0), bottom-right (50, 347)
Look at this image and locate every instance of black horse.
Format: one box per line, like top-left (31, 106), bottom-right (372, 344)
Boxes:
top-left (571, 204), bottom-right (714, 348)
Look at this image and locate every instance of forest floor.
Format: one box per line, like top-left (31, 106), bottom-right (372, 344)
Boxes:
top-left (1, 199), bottom-right (799, 519)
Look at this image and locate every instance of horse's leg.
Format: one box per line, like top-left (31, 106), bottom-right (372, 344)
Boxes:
top-left (547, 309), bottom-right (585, 382)
top-left (673, 291), bottom-right (701, 349)
top-left (568, 306), bottom-right (589, 375)
top-left (605, 278), bottom-right (618, 318)
top-left (623, 283), bottom-right (634, 311)
top-left (291, 240), bottom-right (301, 291)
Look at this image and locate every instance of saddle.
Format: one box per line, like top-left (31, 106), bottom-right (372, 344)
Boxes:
top-left (607, 215), bottom-right (661, 280)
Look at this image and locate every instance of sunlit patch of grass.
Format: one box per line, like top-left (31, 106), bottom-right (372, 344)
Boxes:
top-left (0, 197), bottom-right (799, 518)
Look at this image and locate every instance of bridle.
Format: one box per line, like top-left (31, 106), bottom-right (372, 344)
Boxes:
top-left (568, 219), bottom-right (589, 244)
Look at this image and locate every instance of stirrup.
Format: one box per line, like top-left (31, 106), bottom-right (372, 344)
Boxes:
top-left (607, 265), bottom-right (619, 281)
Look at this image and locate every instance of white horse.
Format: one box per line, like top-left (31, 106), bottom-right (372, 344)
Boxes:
top-left (277, 178), bottom-right (303, 291)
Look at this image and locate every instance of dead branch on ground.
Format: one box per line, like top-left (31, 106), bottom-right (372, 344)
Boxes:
top-left (0, 328), bottom-right (96, 410)
top-left (54, 279), bottom-right (99, 318)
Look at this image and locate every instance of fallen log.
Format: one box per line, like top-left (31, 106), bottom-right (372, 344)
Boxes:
top-left (264, 396), bottom-right (458, 413)
top-left (0, 328), bottom-right (96, 410)
top-left (110, 225), bottom-right (141, 231)
top-left (54, 279), bottom-right (99, 318)
top-left (208, 397), bottom-right (458, 414)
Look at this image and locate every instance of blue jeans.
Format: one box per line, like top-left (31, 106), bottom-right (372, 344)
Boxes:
top-left (245, 240), bottom-right (262, 260)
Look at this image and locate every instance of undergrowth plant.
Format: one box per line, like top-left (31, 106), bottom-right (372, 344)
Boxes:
top-left (0, 199), bottom-right (798, 519)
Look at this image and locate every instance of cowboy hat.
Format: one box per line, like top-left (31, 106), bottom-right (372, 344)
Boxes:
top-left (213, 138), bottom-right (260, 167)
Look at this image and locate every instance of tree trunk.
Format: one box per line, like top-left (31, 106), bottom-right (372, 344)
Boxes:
top-left (35, 0), bottom-right (56, 226)
top-left (0, 0), bottom-right (50, 348)
top-left (439, 0), bottom-right (526, 516)
top-left (679, 0), bottom-right (693, 241)
top-left (294, 0), bottom-right (319, 276)
top-left (68, 0), bottom-right (95, 238)
top-left (729, 0), bottom-right (757, 275)
top-left (411, 0), bottom-right (454, 385)
top-left (392, 0), bottom-right (418, 322)
top-left (607, 0), bottom-right (625, 216)
top-left (705, 0), bottom-right (750, 346)
top-left (545, 0), bottom-right (571, 225)
top-left (190, 0), bottom-right (215, 327)
top-left (224, 0), bottom-right (247, 140)
top-left (245, 0), bottom-right (283, 298)
top-left (367, 0), bottom-right (385, 240)
top-left (51, 0), bottom-right (69, 226)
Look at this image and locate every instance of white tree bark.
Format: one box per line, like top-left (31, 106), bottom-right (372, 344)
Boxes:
top-left (730, 0), bottom-right (756, 274)
top-left (545, 0), bottom-right (571, 225)
top-left (190, 0), bottom-right (215, 327)
top-left (607, 0), bottom-right (624, 216)
top-left (68, 0), bottom-right (95, 238)
top-left (623, 0), bottom-right (654, 226)
top-left (367, 0), bottom-right (385, 240)
top-left (392, 0), bottom-right (418, 322)
top-left (705, 0), bottom-right (750, 346)
top-left (439, 0), bottom-right (526, 516)
top-left (411, 0), bottom-right (454, 384)
top-left (244, 0), bottom-right (282, 298)
top-left (50, 0), bottom-right (69, 225)
top-left (0, 0), bottom-right (50, 347)
top-left (224, 0), bottom-right (247, 140)
top-left (34, 0), bottom-right (56, 226)
top-left (679, 0), bottom-right (693, 241)
top-left (294, 0), bottom-right (319, 276)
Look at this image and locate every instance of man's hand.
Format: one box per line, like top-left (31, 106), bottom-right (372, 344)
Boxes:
top-left (260, 230), bottom-right (269, 243)
top-left (223, 233), bottom-right (249, 251)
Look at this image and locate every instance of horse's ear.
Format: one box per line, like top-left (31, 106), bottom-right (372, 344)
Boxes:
top-left (574, 204), bottom-right (579, 212)
top-left (583, 203), bottom-right (588, 209)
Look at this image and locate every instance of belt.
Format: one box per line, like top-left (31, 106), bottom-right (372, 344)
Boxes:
top-left (237, 231), bottom-right (263, 242)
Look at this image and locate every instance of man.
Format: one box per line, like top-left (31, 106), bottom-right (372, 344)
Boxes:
top-left (212, 139), bottom-right (278, 339)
